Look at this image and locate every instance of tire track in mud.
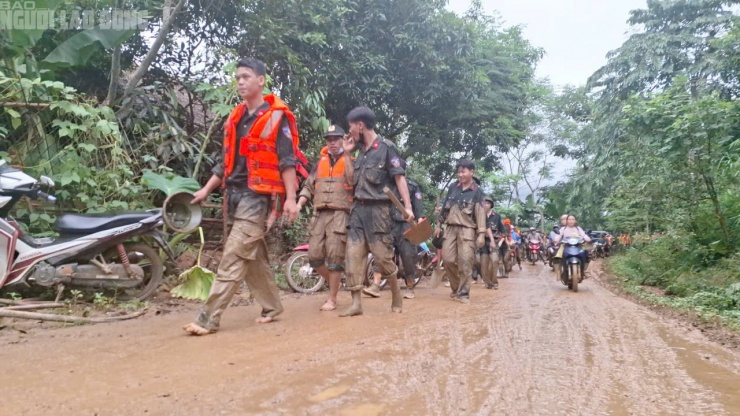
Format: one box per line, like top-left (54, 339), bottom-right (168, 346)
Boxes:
top-left (1, 262), bottom-right (739, 415)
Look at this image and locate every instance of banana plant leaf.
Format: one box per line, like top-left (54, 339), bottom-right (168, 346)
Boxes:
top-left (141, 170), bottom-right (200, 196)
top-left (170, 228), bottom-right (215, 301)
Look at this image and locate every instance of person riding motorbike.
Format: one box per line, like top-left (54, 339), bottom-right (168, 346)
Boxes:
top-left (526, 227), bottom-right (543, 262)
top-left (508, 221), bottom-right (522, 271)
top-left (554, 215), bottom-right (592, 272)
top-left (546, 225), bottom-right (560, 267)
top-left (548, 225), bottom-right (560, 244)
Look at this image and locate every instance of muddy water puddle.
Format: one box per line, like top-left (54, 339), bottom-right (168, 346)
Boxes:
top-left (657, 326), bottom-right (740, 413)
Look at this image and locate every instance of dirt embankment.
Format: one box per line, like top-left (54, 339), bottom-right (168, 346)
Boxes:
top-left (2, 261), bottom-right (739, 415)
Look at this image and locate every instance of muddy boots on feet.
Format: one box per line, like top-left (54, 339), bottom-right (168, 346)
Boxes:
top-left (362, 283), bottom-right (381, 298)
top-left (339, 290), bottom-right (363, 317)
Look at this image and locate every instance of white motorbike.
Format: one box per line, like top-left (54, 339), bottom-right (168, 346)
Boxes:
top-left (0, 161), bottom-right (177, 301)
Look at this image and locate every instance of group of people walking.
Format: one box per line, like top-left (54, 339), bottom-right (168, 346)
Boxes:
top-left (184, 58), bottom-right (423, 334)
top-left (182, 58), bottom-right (594, 336)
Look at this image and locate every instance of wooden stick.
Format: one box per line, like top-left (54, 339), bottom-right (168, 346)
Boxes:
top-left (0, 308), bottom-right (147, 323)
top-left (3, 303), bottom-right (65, 311)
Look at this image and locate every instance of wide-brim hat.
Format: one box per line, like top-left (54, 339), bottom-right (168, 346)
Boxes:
top-left (324, 124), bottom-right (345, 138)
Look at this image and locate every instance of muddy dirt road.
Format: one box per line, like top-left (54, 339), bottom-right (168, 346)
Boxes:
top-left (2, 262), bottom-right (740, 415)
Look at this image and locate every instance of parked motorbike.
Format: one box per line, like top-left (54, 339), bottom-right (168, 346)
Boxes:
top-left (0, 161), bottom-right (177, 301)
top-left (284, 245), bottom-right (372, 293)
top-left (559, 236), bottom-right (586, 292)
top-left (590, 239), bottom-right (606, 258)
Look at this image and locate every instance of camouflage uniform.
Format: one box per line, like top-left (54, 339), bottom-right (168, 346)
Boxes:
top-left (480, 210), bottom-right (505, 288)
top-left (439, 181), bottom-right (486, 300)
top-left (345, 136), bottom-right (405, 290)
top-left (390, 180), bottom-right (425, 286)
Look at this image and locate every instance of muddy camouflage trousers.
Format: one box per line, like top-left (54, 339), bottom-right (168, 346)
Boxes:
top-left (479, 249), bottom-right (500, 287)
top-left (392, 221), bottom-right (420, 285)
top-left (443, 225), bottom-right (476, 298)
top-left (195, 219), bottom-right (283, 331)
top-left (307, 209), bottom-right (349, 271)
top-left (345, 203), bottom-right (398, 290)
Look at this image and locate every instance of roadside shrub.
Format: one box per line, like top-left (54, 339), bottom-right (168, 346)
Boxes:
top-left (687, 292), bottom-right (735, 311)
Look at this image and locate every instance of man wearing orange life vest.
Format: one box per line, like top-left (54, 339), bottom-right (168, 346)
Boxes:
top-left (183, 58), bottom-right (300, 335)
top-left (296, 124), bottom-right (353, 311)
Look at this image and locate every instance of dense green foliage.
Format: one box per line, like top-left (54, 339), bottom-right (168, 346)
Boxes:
top-left (1, 0), bottom-right (539, 220)
top-left (541, 0), bottom-right (740, 319)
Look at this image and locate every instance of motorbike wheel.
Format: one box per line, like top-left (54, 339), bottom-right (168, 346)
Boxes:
top-left (365, 255), bottom-right (375, 288)
top-left (560, 261), bottom-right (570, 288)
top-left (105, 243), bottom-right (163, 301)
top-left (570, 263), bottom-right (579, 293)
top-left (285, 251), bottom-right (325, 293)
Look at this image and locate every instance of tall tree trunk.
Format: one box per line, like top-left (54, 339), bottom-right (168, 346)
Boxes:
top-left (104, 45), bottom-right (122, 106)
top-left (116, 0), bottom-right (188, 115)
top-left (103, 0), bottom-right (124, 106)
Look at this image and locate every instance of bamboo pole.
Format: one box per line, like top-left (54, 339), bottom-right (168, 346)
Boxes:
top-left (0, 308), bottom-right (147, 323)
top-left (3, 303), bottom-right (65, 311)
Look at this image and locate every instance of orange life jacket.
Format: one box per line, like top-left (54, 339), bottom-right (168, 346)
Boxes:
top-left (222, 94), bottom-right (308, 196)
top-left (313, 146), bottom-right (353, 211)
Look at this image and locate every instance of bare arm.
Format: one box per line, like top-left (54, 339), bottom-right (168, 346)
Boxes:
top-left (342, 135), bottom-right (356, 184)
top-left (191, 175), bottom-right (222, 204)
top-left (343, 152), bottom-right (354, 185)
top-left (297, 168), bottom-right (316, 209)
top-left (281, 167), bottom-right (298, 221)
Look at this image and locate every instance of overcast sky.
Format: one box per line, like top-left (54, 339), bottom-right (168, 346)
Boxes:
top-left (447, 0), bottom-right (647, 87)
top-left (444, 0), bottom-right (648, 198)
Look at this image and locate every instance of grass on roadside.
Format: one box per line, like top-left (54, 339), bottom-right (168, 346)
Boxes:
top-left (606, 238), bottom-right (740, 331)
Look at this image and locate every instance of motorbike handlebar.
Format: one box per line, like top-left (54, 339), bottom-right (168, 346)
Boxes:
top-left (37, 191), bottom-right (57, 203)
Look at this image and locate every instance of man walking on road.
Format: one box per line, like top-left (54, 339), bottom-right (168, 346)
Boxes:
top-left (480, 196), bottom-right (504, 289)
top-left (363, 177), bottom-right (425, 299)
top-left (296, 124), bottom-right (353, 311)
top-left (436, 159), bottom-right (486, 303)
top-left (340, 107), bottom-right (414, 317)
top-left (183, 58), bottom-right (300, 335)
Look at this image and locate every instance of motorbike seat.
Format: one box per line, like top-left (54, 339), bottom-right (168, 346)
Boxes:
top-left (56, 212), bottom-right (154, 235)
